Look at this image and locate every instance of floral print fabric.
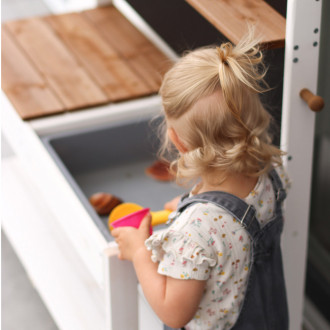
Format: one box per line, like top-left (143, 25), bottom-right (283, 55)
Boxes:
top-left (145, 167), bottom-right (290, 330)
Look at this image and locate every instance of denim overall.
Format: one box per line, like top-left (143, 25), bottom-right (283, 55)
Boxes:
top-left (164, 169), bottom-right (289, 330)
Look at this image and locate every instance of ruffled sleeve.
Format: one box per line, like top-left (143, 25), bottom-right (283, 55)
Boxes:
top-left (145, 229), bottom-right (217, 280)
top-left (276, 165), bottom-right (292, 191)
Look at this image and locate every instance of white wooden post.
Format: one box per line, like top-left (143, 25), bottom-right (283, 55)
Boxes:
top-left (104, 247), bottom-right (139, 330)
top-left (281, 1), bottom-right (323, 329)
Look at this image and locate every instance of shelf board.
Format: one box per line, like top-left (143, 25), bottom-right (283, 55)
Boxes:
top-left (185, 0), bottom-right (286, 48)
top-left (1, 6), bottom-right (172, 120)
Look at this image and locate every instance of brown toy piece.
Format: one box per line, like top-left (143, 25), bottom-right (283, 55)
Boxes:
top-left (89, 193), bottom-right (123, 215)
top-left (145, 160), bottom-right (175, 182)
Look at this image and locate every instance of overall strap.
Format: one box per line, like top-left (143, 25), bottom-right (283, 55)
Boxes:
top-left (175, 191), bottom-right (261, 238)
top-left (268, 168), bottom-right (287, 203)
top-left (172, 168), bottom-right (287, 238)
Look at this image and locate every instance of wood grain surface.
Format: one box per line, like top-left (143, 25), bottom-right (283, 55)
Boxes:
top-left (1, 28), bottom-right (65, 119)
top-left (2, 6), bottom-right (171, 120)
top-left (83, 7), bottom-right (172, 91)
top-left (46, 13), bottom-right (152, 101)
top-left (4, 17), bottom-right (108, 111)
top-left (186, 0), bottom-right (286, 48)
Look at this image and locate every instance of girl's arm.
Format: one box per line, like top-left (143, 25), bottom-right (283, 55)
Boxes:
top-left (112, 215), bottom-right (206, 328)
top-left (164, 195), bottom-right (182, 211)
top-left (133, 245), bottom-right (206, 328)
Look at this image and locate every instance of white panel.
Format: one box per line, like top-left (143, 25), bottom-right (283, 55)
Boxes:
top-left (41, 0), bottom-right (112, 14)
top-left (1, 92), bottom-right (108, 287)
top-left (138, 285), bottom-right (163, 330)
top-left (2, 157), bottom-right (105, 330)
top-left (29, 95), bottom-right (162, 136)
top-left (281, 1), bottom-right (323, 329)
top-left (104, 247), bottom-right (139, 330)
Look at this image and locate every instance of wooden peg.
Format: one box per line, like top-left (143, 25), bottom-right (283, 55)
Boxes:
top-left (300, 88), bottom-right (325, 112)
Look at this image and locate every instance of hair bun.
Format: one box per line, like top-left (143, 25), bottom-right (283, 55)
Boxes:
top-left (216, 43), bottom-right (233, 66)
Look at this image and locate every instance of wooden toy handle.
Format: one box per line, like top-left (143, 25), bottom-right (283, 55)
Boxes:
top-left (300, 88), bottom-right (325, 112)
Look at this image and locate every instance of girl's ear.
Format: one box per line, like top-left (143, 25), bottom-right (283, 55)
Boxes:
top-left (168, 128), bottom-right (188, 153)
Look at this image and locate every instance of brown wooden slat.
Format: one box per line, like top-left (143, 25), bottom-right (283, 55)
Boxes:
top-left (1, 28), bottom-right (65, 119)
top-left (2, 5), bottom-right (173, 120)
top-left (4, 18), bottom-right (108, 111)
top-left (45, 12), bottom-right (153, 101)
top-left (186, 0), bottom-right (286, 49)
top-left (83, 7), bottom-right (172, 91)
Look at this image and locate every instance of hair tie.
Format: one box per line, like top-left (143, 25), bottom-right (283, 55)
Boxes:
top-left (216, 46), bottom-right (228, 65)
top-left (216, 43), bottom-right (232, 66)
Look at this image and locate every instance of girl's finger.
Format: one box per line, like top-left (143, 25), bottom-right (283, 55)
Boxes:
top-left (140, 213), bottom-right (152, 230)
top-left (111, 228), bottom-right (118, 237)
top-left (112, 227), bottom-right (124, 237)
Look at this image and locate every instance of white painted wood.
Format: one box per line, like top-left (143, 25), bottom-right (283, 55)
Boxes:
top-left (1, 4), bottom-right (179, 327)
top-left (102, 234), bottom-right (168, 330)
top-left (1, 91), bottom-right (108, 287)
top-left (103, 247), bottom-right (139, 330)
top-left (29, 94), bottom-right (163, 136)
top-left (2, 0), bottom-right (51, 21)
top-left (41, 0), bottom-right (112, 14)
top-left (2, 157), bottom-right (105, 330)
top-left (8, 1), bottom-right (326, 329)
top-left (138, 285), bottom-right (163, 330)
top-left (280, 1), bottom-right (323, 329)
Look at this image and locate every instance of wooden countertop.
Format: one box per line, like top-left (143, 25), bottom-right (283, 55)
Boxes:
top-left (2, 6), bottom-right (172, 120)
top-left (186, 0), bottom-right (286, 48)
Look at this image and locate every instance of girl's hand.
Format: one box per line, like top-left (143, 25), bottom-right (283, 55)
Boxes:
top-left (164, 195), bottom-right (181, 211)
top-left (112, 213), bottom-right (152, 261)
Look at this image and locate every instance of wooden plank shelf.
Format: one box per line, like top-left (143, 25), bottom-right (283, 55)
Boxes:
top-left (1, 6), bottom-right (172, 120)
top-left (185, 0), bottom-right (286, 49)
top-left (2, 29), bottom-right (65, 119)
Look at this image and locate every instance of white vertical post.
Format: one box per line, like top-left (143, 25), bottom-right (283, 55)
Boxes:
top-left (103, 247), bottom-right (139, 330)
top-left (281, 1), bottom-right (323, 329)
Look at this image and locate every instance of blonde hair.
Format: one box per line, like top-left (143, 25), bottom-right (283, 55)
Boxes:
top-left (159, 32), bottom-right (283, 186)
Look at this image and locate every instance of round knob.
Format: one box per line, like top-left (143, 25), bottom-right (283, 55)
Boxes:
top-left (300, 88), bottom-right (325, 112)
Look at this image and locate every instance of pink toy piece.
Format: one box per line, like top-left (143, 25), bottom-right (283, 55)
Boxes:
top-left (111, 208), bottom-right (152, 234)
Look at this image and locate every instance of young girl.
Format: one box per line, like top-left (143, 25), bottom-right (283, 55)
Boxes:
top-left (112, 33), bottom-right (290, 330)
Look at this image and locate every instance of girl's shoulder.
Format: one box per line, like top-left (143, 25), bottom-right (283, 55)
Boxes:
top-left (173, 201), bottom-right (237, 228)
top-left (145, 202), bottom-right (246, 266)
top-left (171, 202), bottom-right (248, 245)
top-left (273, 165), bottom-right (291, 192)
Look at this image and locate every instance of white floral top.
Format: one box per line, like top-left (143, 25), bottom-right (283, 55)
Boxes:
top-left (145, 167), bottom-right (290, 330)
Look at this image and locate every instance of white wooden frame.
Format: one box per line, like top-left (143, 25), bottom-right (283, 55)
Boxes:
top-left (2, 90), bottom-right (163, 330)
top-left (2, 157), bottom-right (106, 330)
top-left (1, 1), bottom-right (179, 329)
top-left (281, 1), bottom-right (323, 329)
top-left (2, 0), bottom-right (325, 328)
top-left (41, 0), bottom-right (112, 14)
